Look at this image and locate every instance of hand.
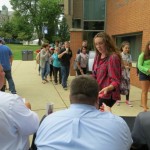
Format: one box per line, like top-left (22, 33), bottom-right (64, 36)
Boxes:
top-left (99, 103), bottom-right (111, 112)
top-left (125, 66), bottom-right (130, 69)
top-left (80, 69), bottom-right (84, 75)
top-left (25, 101), bottom-right (31, 109)
top-left (99, 87), bottom-right (109, 96)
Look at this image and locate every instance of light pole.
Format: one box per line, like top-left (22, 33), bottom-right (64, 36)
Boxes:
top-left (42, 21), bottom-right (48, 43)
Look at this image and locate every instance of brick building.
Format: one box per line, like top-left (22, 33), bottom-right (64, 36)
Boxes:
top-left (64, 0), bottom-right (149, 88)
top-left (106, 0), bottom-right (150, 88)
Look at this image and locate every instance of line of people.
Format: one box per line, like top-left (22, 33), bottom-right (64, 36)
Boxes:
top-left (36, 41), bottom-right (72, 90)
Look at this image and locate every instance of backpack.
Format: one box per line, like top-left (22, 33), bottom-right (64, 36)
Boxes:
top-left (73, 59), bottom-right (78, 70)
top-left (73, 55), bottom-right (82, 70)
top-left (36, 52), bottom-right (40, 64)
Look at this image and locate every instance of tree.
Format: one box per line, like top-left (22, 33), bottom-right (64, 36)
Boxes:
top-left (10, 0), bottom-right (62, 45)
top-left (58, 17), bottom-right (70, 42)
top-left (11, 12), bottom-right (33, 41)
top-left (0, 21), bottom-right (14, 39)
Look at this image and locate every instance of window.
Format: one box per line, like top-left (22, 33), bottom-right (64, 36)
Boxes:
top-left (84, 21), bottom-right (104, 30)
top-left (83, 31), bottom-right (99, 50)
top-left (84, 0), bottom-right (105, 20)
top-left (72, 19), bottom-right (81, 28)
top-left (115, 33), bottom-right (142, 62)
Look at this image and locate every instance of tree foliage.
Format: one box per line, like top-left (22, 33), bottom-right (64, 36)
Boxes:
top-left (10, 0), bottom-right (62, 45)
top-left (58, 17), bottom-right (70, 42)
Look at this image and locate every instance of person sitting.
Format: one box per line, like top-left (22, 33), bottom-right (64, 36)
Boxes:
top-left (0, 64), bottom-right (39, 150)
top-left (131, 112), bottom-right (150, 150)
top-left (35, 75), bottom-right (132, 150)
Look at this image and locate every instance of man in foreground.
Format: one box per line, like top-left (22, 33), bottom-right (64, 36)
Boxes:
top-left (35, 75), bottom-right (132, 150)
top-left (0, 64), bottom-right (39, 150)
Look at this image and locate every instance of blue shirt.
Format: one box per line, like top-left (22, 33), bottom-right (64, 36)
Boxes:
top-left (35, 104), bottom-right (132, 150)
top-left (0, 45), bottom-right (12, 71)
top-left (52, 53), bottom-right (61, 68)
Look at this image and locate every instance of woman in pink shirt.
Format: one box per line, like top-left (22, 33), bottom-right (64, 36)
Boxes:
top-left (92, 32), bottom-right (122, 107)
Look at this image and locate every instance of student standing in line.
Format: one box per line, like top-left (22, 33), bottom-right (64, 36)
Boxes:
top-left (138, 41), bottom-right (150, 112)
top-left (52, 47), bottom-right (61, 85)
top-left (58, 41), bottom-right (72, 90)
top-left (76, 46), bottom-right (89, 76)
top-left (116, 41), bottom-right (133, 107)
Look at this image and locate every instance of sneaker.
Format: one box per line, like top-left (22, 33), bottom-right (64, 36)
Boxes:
top-left (63, 87), bottom-right (67, 90)
top-left (126, 101), bottom-right (133, 107)
top-left (11, 92), bottom-right (17, 94)
top-left (116, 100), bottom-right (120, 106)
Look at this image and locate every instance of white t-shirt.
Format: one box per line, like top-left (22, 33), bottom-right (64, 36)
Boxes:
top-left (0, 92), bottom-right (39, 150)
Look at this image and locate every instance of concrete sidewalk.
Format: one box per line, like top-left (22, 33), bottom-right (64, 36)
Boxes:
top-left (11, 60), bottom-right (150, 119)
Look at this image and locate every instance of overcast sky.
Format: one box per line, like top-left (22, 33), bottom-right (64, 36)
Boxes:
top-left (0, 0), bottom-right (13, 11)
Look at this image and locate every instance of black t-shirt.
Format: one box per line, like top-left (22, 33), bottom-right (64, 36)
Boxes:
top-left (59, 48), bottom-right (72, 66)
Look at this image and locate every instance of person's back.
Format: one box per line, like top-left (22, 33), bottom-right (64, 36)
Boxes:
top-left (35, 75), bottom-right (132, 150)
top-left (0, 92), bottom-right (39, 150)
top-left (35, 104), bottom-right (132, 150)
top-left (132, 112), bottom-right (150, 149)
top-left (0, 44), bottom-right (12, 71)
top-left (0, 40), bottom-right (17, 94)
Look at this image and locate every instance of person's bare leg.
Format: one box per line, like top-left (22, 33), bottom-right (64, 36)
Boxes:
top-left (140, 80), bottom-right (150, 111)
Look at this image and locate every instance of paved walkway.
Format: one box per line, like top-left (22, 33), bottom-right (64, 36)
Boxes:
top-left (11, 60), bottom-right (150, 119)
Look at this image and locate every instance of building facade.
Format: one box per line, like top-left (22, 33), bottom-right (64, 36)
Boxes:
top-left (64, 0), bottom-right (149, 88)
top-left (64, 0), bottom-right (106, 75)
top-left (106, 0), bottom-right (150, 88)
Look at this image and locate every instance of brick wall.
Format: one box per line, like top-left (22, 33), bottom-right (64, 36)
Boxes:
top-left (130, 67), bottom-right (141, 88)
top-left (70, 30), bottom-right (83, 76)
top-left (106, 0), bottom-right (150, 88)
top-left (106, 0), bottom-right (150, 49)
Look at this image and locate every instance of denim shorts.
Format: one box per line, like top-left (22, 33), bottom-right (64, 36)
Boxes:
top-left (139, 71), bottom-right (150, 81)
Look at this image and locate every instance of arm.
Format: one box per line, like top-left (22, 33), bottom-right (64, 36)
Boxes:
top-left (58, 49), bottom-right (67, 58)
top-left (138, 53), bottom-right (149, 74)
top-left (40, 49), bottom-right (48, 59)
top-left (91, 56), bottom-right (98, 79)
top-left (76, 55), bottom-right (84, 75)
top-left (10, 56), bottom-right (13, 66)
top-left (8, 48), bottom-right (13, 66)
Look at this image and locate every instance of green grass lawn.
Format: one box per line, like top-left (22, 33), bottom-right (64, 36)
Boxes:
top-left (7, 44), bottom-right (41, 60)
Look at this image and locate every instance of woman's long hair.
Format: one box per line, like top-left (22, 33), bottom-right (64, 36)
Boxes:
top-left (144, 41), bottom-right (150, 60)
top-left (93, 32), bottom-right (121, 60)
